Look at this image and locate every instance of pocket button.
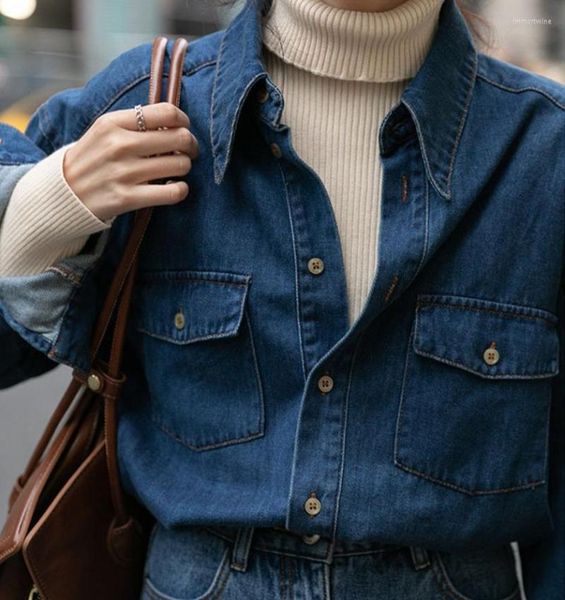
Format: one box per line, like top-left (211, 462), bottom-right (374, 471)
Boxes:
top-left (483, 342), bottom-right (500, 365)
top-left (174, 310), bottom-right (185, 329)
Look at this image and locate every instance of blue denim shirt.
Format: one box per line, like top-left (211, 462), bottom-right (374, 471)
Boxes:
top-left (1, 0), bottom-right (565, 596)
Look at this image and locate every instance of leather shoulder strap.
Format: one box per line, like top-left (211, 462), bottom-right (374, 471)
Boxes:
top-left (21, 35), bottom-right (188, 485)
top-left (79, 36), bottom-right (189, 379)
top-left (76, 36), bottom-right (190, 527)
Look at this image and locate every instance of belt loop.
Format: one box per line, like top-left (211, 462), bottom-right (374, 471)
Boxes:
top-left (409, 545), bottom-right (431, 571)
top-left (230, 526), bottom-right (255, 572)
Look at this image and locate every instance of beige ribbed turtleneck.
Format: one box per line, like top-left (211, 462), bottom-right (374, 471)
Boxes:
top-left (261, 0), bottom-right (443, 324)
top-left (0, 0), bottom-right (443, 326)
top-left (262, 0), bottom-right (442, 82)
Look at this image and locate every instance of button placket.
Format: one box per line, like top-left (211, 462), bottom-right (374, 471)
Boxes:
top-left (260, 122), bottom-right (349, 375)
top-left (257, 120), bottom-right (350, 539)
top-left (358, 124), bottom-right (428, 323)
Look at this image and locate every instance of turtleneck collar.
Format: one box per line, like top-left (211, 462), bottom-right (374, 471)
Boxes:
top-left (261, 0), bottom-right (445, 82)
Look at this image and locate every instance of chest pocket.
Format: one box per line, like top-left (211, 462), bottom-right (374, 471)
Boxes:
top-left (131, 269), bottom-right (264, 451)
top-left (394, 293), bottom-right (560, 495)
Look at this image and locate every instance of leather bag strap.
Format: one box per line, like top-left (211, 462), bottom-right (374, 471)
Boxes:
top-left (18, 36), bottom-right (189, 507)
top-left (103, 36), bottom-right (189, 378)
top-left (88, 35), bottom-right (187, 372)
top-left (98, 36), bottom-right (190, 524)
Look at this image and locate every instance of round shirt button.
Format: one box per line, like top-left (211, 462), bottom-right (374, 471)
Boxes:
top-left (270, 142), bottom-right (282, 158)
top-left (256, 87), bottom-right (269, 103)
top-left (304, 494), bottom-right (321, 517)
top-left (174, 311), bottom-right (186, 329)
top-left (302, 533), bottom-right (321, 545)
top-left (307, 257), bottom-right (325, 275)
top-left (483, 343), bottom-right (499, 365)
top-left (317, 374), bottom-right (334, 394)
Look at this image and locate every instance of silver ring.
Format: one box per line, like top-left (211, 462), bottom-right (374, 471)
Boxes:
top-left (134, 104), bottom-right (146, 132)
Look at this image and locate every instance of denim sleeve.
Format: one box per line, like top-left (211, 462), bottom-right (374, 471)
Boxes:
top-left (0, 166), bottom-right (116, 387)
top-left (0, 42), bottom-right (149, 384)
top-left (0, 164), bottom-right (62, 386)
top-left (0, 115), bottom-right (118, 387)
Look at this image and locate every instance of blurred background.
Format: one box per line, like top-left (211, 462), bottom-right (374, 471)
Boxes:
top-left (0, 0), bottom-right (563, 129)
top-left (0, 0), bottom-right (242, 128)
top-left (0, 2), bottom-right (563, 593)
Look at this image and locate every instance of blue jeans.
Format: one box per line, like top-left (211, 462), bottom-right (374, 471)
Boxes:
top-left (140, 521), bottom-right (521, 599)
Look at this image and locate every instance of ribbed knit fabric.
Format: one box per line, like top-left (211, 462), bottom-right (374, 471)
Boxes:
top-left (262, 0), bottom-right (443, 324)
top-left (0, 141), bottom-right (114, 277)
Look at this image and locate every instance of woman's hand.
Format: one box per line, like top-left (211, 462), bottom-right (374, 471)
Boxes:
top-left (63, 102), bottom-right (199, 222)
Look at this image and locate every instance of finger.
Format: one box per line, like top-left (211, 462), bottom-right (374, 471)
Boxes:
top-left (125, 181), bottom-right (190, 211)
top-left (121, 126), bottom-right (199, 159)
top-left (108, 101), bottom-right (190, 132)
top-left (125, 153), bottom-right (192, 185)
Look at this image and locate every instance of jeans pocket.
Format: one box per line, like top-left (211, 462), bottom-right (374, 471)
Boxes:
top-left (141, 522), bottom-right (232, 600)
top-left (429, 544), bottom-right (520, 600)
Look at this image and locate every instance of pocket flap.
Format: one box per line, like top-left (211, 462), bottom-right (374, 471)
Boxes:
top-left (132, 270), bottom-right (251, 344)
top-left (414, 294), bottom-right (560, 379)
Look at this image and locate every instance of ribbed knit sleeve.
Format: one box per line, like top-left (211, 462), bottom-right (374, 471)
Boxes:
top-left (0, 141), bottom-right (115, 277)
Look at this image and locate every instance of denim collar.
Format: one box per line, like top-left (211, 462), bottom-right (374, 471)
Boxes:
top-left (210, 0), bottom-right (478, 199)
top-left (395, 0), bottom-right (478, 199)
top-left (210, 0), bottom-right (268, 185)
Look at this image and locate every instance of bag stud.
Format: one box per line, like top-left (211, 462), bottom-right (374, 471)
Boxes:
top-left (87, 372), bottom-right (102, 391)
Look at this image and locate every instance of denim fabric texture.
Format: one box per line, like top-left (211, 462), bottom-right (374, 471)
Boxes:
top-left (0, 0), bottom-right (564, 597)
top-left (140, 521), bottom-right (521, 600)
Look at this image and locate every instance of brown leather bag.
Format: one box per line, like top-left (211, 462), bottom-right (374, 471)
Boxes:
top-left (0, 34), bottom-right (189, 600)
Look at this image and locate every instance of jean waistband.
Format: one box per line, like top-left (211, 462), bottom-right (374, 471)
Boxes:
top-left (204, 524), bottom-right (431, 570)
